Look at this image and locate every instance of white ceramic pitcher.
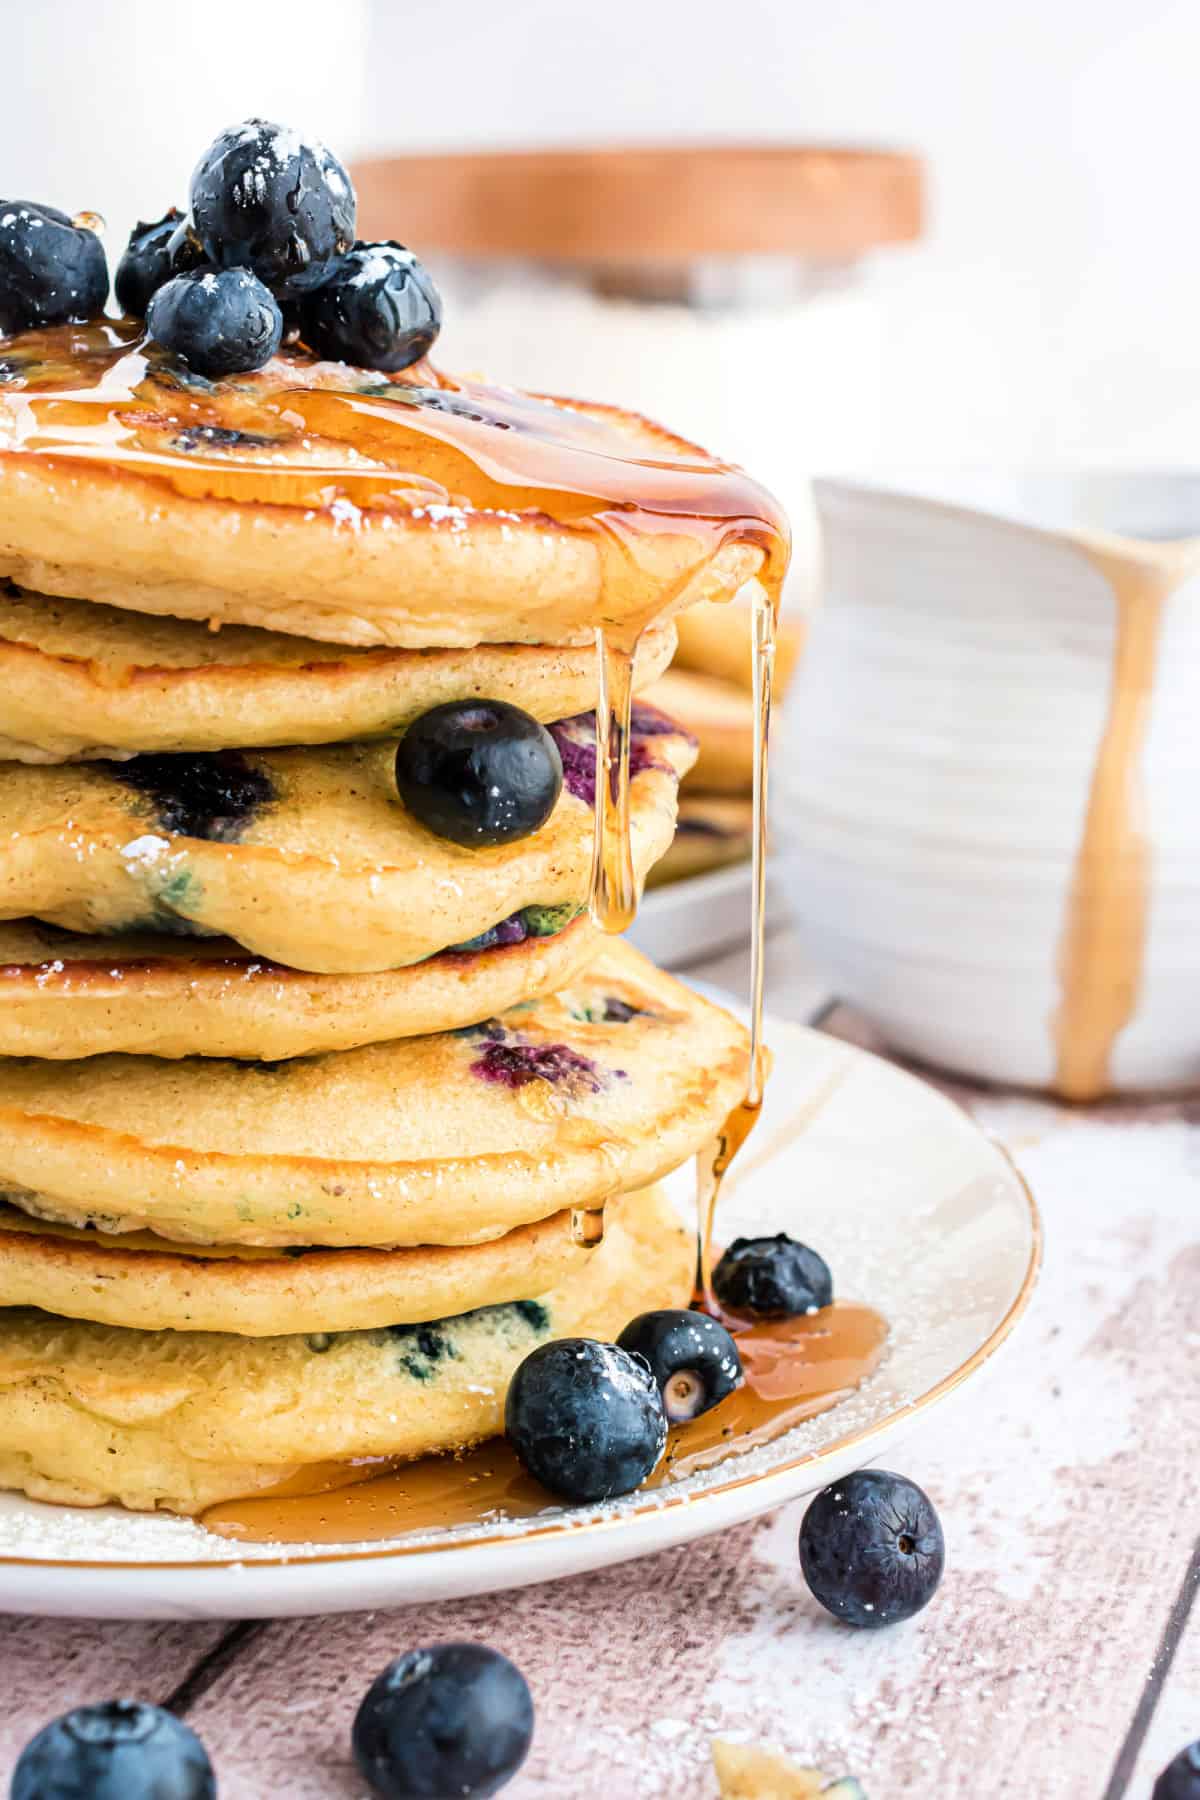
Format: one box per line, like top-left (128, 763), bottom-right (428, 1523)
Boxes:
top-left (774, 472), bottom-right (1200, 1097)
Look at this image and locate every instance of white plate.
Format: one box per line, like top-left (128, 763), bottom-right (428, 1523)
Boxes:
top-left (0, 1017), bottom-right (1039, 1620)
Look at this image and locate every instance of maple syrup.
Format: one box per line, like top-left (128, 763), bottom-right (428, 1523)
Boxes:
top-left (201, 1300), bottom-right (886, 1545)
top-left (1053, 539), bottom-right (1180, 1099)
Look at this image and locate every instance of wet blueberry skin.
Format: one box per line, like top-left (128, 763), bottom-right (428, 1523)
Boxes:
top-left (299, 241), bottom-right (442, 371)
top-left (1154, 1741), bottom-right (1200, 1799)
top-left (353, 1642), bottom-right (534, 1800)
top-left (396, 700), bottom-right (563, 848)
top-left (146, 267), bottom-right (283, 379)
top-left (714, 1232), bottom-right (833, 1319)
top-left (10, 1700), bottom-right (215, 1800)
top-left (799, 1468), bottom-right (945, 1628)
top-left (114, 207), bottom-right (191, 317)
top-left (190, 118), bottom-right (356, 293)
top-left (506, 1338), bottom-right (667, 1502)
top-left (0, 200), bottom-right (108, 335)
top-left (617, 1309), bottom-right (743, 1422)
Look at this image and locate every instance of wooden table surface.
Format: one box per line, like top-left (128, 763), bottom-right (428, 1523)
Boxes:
top-left (2, 926), bottom-right (1197, 1798)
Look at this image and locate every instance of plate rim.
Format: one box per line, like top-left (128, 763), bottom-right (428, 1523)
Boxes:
top-left (0, 1026), bottom-right (1042, 1579)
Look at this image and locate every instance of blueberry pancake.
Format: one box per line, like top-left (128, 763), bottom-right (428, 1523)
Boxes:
top-left (0, 941), bottom-right (749, 1248)
top-left (646, 795), bottom-right (754, 888)
top-left (642, 666), bottom-right (756, 793)
top-left (0, 914), bottom-right (612, 1060)
top-left (0, 324), bottom-right (780, 649)
top-left (674, 593), bottom-right (805, 696)
top-left (0, 1194), bottom-right (613, 1335)
top-left (0, 584), bottom-right (675, 763)
top-left (0, 709), bottom-right (694, 972)
top-left (0, 1184), bottom-right (693, 1513)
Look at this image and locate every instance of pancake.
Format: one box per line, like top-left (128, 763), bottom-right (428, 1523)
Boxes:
top-left (0, 708), bottom-right (694, 972)
top-left (0, 1196), bottom-right (602, 1336)
top-left (642, 667), bottom-right (755, 793)
top-left (0, 584), bottom-right (675, 762)
top-left (646, 796), bottom-right (754, 889)
top-left (0, 324), bottom-right (781, 649)
top-left (0, 914), bottom-right (614, 1060)
top-left (0, 941), bottom-right (749, 1248)
top-left (0, 1183), bottom-right (693, 1513)
top-left (673, 596), bottom-right (805, 695)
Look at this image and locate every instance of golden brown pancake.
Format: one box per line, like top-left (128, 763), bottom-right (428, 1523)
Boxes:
top-left (0, 941), bottom-right (749, 1248)
top-left (0, 1197), bottom-right (602, 1336)
top-left (674, 595), bottom-right (805, 694)
top-left (0, 709), bottom-right (693, 972)
top-left (646, 795), bottom-right (754, 888)
top-left (0, 324), bottom-right (783, 649)
top-left (0, 583), bottom-right (675, 762)
top-left (0, 915), bottom-right (613, 1060)
top-left (642, 667), bottom-right (756, 793)
top-left (0, 1183), bottom-right (693, 1513)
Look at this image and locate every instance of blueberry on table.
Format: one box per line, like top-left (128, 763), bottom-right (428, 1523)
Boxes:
top-left (299, 241), bottom-right (442, 370)
top-left (146, 267), bottom-right (283, 378)
top-left (396, 701), bottom-right (563, 847)
top-left (189, 118), bottom-right (355, 293)
top-left (799, 1468), bottom-right (945, 1628)
top-left (713, 1233), bottom-right (833, 1318)
top-left (1155, 1741), bottom-right (1200, 1799)
top-left (617, 1309), bottom-right (742, 1422)
top-left (115, 207), bottom-right (199, 316)
top-left (11, 1700), bottom-right (215, 1800)
top-left (353, 1642), bottom-right (534, 1799)
top-left (505, 1338), bottom-right (667, 1501)
top-left (0, 201), bottom-right (108, 335)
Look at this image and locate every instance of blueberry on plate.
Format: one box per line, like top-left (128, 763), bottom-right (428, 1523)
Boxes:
top-left (0, 201), bottom-right (108, 335)
top-left (353, 1642), bottom-right (533, 1800)
top-left (617, 1309), bottom-right (742, 1422)
top-left (146, 267), bottom-right (283, 378)
top-left (713, 1232), bottom-right (833, 1319)
top-left (298, 241), bottom-right (442, 371)
top-left (1155, 1741), bottom-right (1200, 1799)
top-left (11, 1699), bottom-right (215, 1800)
top-left (505, 1338), bottom-right (666, 1502)
top-left (114, 207), bottom-right (193, 316)
top-left (190, 118), bottom-right (355, 293)
top-left (396, 700), bottom-right (563, 847)
top-left (799, 1468), bottom-right (945, 1628)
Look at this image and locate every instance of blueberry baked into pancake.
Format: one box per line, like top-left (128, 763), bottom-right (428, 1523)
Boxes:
top-left (0, 117), bottom-right (834, 1539)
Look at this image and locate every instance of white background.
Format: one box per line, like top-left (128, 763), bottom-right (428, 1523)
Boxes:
top-left (4, 0), bottom-right (1200, 467)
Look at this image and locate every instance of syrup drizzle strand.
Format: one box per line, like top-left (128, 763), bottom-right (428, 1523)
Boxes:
top-left (697, 579), bottom-right (780, 1311)
top-left (588, 628), bottom-right (639, 936)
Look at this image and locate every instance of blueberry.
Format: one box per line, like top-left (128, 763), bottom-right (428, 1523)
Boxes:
top-left (617, 1309), bottom-right (742, 1422)
top-left (353, 1643), bottom-right (533, 1799)
top-left (799, 1469), bottom-right (945, 1628)
top-left (298, 242), bottom-right (441, 371)
top-left (505, 1338), bottom-right (666, 1502)
top-left (396, 701), bottom-right (563, 847)
top-left (11, 1700), bottom-right (215, 1800)
top-left (1155, 1742), bottom-right (1200, 1799)
top-left (713, 1233), bottom-right (833, 1319)
top-left (0, 201), bottom-right (108, 335)
top-left (114, 208), bottom-right (200, 316)
top-left (189, 118), bottom-right (355, 293)
top-left (146, 268), bottom-right (282, 378)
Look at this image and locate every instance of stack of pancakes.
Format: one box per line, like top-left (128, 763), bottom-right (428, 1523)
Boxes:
top-left (0, 328), bottom-right (757, 1516)
top-left (644, 600), bottom-right (805, 888)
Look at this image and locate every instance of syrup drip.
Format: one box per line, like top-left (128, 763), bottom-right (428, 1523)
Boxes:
top-left (569, 1205), bottom-right (606, 1247)
top-left (697, 581), bottom-right (780, 1308)
top-left (201, 1300), bottom-right (886, 1546)
top-left (588, 628), bottom-right (638, 935)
